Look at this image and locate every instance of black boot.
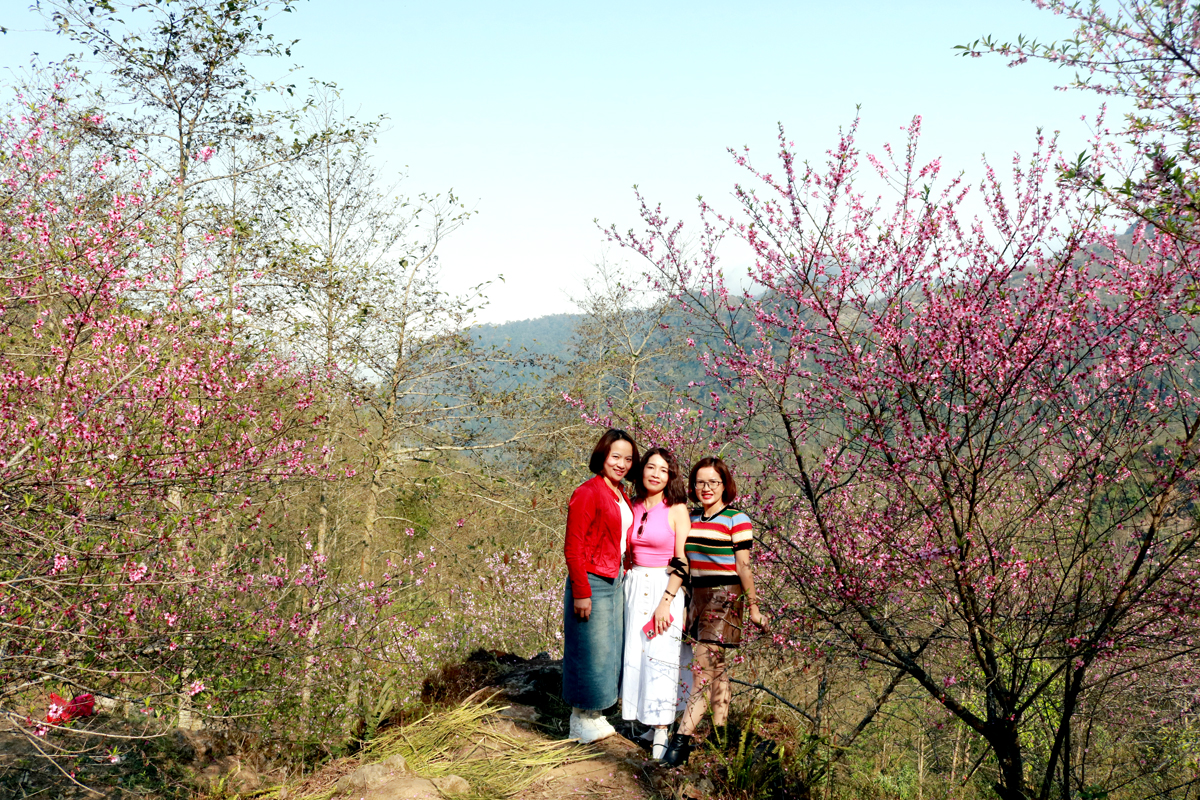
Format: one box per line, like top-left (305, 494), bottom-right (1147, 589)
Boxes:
top-left (661, 733), bottom-right (694, 767)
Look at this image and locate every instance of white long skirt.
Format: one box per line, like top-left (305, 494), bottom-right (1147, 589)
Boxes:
top-left (621, 565), bottom-right (691, 726)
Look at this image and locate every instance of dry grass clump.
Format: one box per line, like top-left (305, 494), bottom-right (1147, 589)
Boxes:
top-left (265, 696), bottom-right (593, 800)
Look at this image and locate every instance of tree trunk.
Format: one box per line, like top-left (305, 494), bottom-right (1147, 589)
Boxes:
top-left (346, 443), bottom-right (387, 735)
top-left (950, 720), bottom-right (964, 786)
top-left (360, 457), bottom-right (384, 579)
top-left (300, 441), bottom-right (331, 716)
top-left (987, 684), bottom-right (1026, 800)
top-left (167, 488), bottom-right (202, 731)
top-left (916, 727), bottom-right (925, 800)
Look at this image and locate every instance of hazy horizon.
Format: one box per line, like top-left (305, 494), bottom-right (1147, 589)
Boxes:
top-left (0, 0), bottom-right (1119, 323)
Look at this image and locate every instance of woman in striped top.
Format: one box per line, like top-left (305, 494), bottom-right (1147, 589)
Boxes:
top-left (662, 456), bottom-right (767, 767)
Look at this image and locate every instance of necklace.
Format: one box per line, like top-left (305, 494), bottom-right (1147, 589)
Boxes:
top-left (699, 506), bottom-right (725, 523)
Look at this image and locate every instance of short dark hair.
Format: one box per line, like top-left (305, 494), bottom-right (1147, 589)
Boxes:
top-left (588, 428), bottom-right (640, 478)
top-left (631, 447), bottom-right (689, 506)
top-left (688, 456), bottom-right (737, 504)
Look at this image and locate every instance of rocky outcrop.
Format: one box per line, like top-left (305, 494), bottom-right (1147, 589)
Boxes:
top-left (330, 757), bottom-right (446, 799)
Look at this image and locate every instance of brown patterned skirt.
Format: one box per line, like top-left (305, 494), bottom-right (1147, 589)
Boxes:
top-left (685, 585), bottom-right (745, 648)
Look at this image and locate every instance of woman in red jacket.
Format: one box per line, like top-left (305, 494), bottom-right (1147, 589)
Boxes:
top-left (563, 428), bottom-right (638, 743)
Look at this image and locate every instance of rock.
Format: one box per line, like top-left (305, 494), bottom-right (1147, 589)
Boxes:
top-left (431, 774), bottom-right (471, 795)
top-left (177, 728), bottom-right (230, 761)
top-left (498, 703), bottom-right (540, 723)
top-left (93, 695), bottom-right (120, 714)
top-left (164, 728), bottom-right (198, 762)
top-left (227, 767), bottom-right (264, 794)
top-left (196, 757), bottom-right (262, 793)
top-left (359, 776), bottom-right (441, 799)
top-left (681, 775), bottom-right (716, 799)
top-left (498, 659), bottom-right (563, 705)
top-left (336, 763), bottom-right (393, 792)
top-left (382, 753), bottom-right (409, 773)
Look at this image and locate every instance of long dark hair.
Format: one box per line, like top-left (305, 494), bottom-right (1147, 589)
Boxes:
top-left (588, 428), bottom-right (640, 479)
top-left (631, 447), bottom-right (689, 505)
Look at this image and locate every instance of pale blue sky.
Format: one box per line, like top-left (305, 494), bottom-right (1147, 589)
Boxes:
top-left (2, 1), bottom-right (1114, 323)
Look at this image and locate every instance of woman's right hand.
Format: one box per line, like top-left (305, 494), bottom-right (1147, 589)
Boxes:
top-left (574, 598), bottom-right (592, 621)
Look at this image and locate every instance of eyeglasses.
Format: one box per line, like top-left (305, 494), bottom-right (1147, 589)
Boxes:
top-left (695, 480), bottom-right (724, 490)
top-left (636, 510), bottom-right (648, 538)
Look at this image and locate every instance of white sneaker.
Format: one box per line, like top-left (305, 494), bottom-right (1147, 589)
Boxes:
top-left (593, 715), bottom-right (616, 738)
top-left (578, 711), bottom-right (616, 743)
top-left (569, 709), bottom-right (582, 740)
top-left (651, 727), bottom-right (669, 760)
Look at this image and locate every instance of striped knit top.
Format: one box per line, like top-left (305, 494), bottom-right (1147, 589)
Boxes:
top-left (685, 506), bottom-right (753, 587)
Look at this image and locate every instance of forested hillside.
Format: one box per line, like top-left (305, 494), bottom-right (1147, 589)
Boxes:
top-left (474, 313), bottom-right (580, 357)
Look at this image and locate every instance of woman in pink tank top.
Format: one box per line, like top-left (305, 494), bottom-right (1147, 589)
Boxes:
top-left (620, 447), bottom-right (691, 759)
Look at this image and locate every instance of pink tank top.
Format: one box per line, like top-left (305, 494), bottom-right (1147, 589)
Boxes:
top-left (628, 501), bottom-right (676, 567)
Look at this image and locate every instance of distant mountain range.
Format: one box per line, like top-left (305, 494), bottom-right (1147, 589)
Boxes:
top-left (472, 309), bottom-right (716, 391)
top-left (472, 313), bottom-right (581, 359)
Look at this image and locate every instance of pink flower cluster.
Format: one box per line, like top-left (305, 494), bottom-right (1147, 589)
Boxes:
top-left (0, 87), bottom-right (335, 738)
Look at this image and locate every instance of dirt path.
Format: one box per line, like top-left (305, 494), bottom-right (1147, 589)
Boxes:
top-left (283, 705), bottom-right (686, 796)
top-left (509, 719), bottom-right (658, 800)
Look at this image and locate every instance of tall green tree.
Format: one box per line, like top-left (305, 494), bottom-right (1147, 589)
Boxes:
top-left (43, 0), bottom-right (317, 303)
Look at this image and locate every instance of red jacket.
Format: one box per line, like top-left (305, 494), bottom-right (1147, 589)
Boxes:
top-left (564, 475), bottom-right (631, 599)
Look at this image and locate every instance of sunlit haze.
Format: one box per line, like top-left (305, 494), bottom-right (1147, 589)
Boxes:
top-left (1, 0), bottom-right (1117, 323)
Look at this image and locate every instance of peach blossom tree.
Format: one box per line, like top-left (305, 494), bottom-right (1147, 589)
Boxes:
top-left (613, 112), bottom-right (1200, 800)
top-left (0, 86), bottom-right (342, 748)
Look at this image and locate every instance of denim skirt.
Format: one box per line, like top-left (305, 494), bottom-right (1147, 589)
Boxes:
top-left (561, 572), bottom-right (625, 710)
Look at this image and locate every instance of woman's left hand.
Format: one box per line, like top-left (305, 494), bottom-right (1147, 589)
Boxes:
top-left (749, 604), bottom-right (768, 632)
top-left (653, 600), bottom-right (673, 636)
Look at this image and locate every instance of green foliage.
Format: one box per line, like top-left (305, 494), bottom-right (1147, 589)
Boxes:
top-left (696, 702), bottom-right (827, 800)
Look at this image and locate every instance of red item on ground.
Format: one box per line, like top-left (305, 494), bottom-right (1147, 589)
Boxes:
top-left (65, 693), bottom-right (95, 719)
top-left (46, 692), bottom-right (95, 724)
